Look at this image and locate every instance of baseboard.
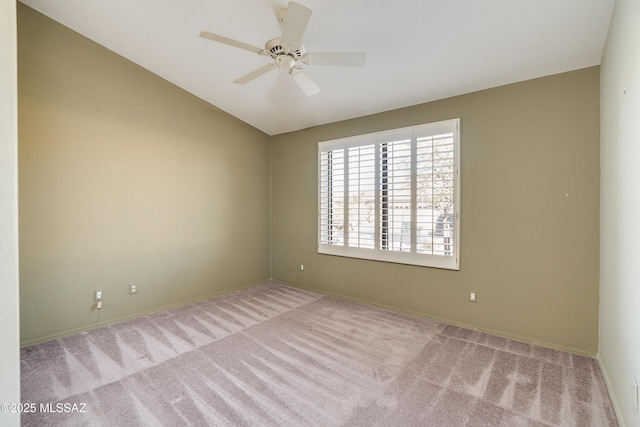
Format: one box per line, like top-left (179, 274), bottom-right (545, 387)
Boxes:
top-left (596, 354), bottom-right (626, 427)
top-left (273, 279), bottom-right (597, 357)
top-left (20, 279), bottom-right (270, 347)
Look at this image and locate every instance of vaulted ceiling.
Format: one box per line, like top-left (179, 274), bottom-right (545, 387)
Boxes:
top-left (20, 0), bottom-right (614, 135)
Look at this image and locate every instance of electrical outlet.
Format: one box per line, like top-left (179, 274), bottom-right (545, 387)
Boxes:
top-left (300, 264), bottom-right (304, 271)
top-left (469, 291), bottom-right (477, 303)
top-left (129, 283), bottom-right (138, 295)
top-left (94, 290), bottom-right (103, 309)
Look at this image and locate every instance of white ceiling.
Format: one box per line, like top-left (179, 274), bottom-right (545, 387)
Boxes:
top-left (20, 0), bottom-right (614, 136)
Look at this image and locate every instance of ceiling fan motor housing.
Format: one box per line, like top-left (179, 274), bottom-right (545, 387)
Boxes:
top-left (266, 38), bottom-right (305, 61)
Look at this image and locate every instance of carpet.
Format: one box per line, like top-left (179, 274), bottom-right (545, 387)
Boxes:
top-left (20, 281), bottom-right (618, 426)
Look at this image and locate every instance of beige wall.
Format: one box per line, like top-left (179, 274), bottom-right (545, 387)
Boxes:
top-left (272, 67), bottom-right (601, 355)
top-left (18, 4), bottom-right (271, 345)
top-left (0, 0), bottom-right (20, 425)
top-left (599, 0), bottom-right (640, 424)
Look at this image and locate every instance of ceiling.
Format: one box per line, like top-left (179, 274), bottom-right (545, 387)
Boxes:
top-left (20, 0), bottom-right (614, 136)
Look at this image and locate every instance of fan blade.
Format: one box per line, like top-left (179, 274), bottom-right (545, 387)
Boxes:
top-left (302, 52), bottom-right (366, 67)
top-left (199, 31), bottom-right (265, 55)
top-left (280, 2), bottom-right (312, 52)
top-left (233, 64), bottom-right (276, 84)
top-left (291, 67), bottom-right (320, 96)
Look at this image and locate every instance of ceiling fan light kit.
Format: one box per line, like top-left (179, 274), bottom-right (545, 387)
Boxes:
top-left (199, 1), bottom-right (366, 96)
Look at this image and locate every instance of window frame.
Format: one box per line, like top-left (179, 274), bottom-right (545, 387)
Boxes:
top-left (317, 118), bottom-right (460, 270)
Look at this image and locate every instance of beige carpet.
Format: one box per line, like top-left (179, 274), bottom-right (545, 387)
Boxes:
top-left (21, 282), bottom-right (618, 426)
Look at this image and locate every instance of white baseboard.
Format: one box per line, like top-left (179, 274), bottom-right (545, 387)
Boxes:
top-left (596, 353), bottom-right (626, 427)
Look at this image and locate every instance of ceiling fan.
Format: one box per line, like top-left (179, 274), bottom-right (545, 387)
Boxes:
top-left (199, 1), bottom-right (366, 96)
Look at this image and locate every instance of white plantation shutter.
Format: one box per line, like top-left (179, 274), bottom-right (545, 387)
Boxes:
top-left (347, 145), bottom-right (375, 249)
top-left (318, 119), bottom-right (460, 270)
top-left (416, 133), bottom-right (456, 257)
top-left (380, 138), bottom-right (412, 252)
top-left (319, 148), bottom-right (344, 245)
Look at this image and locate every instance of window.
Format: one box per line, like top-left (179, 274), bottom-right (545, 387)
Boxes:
top-left (318, 119), bottom-right (460, 270)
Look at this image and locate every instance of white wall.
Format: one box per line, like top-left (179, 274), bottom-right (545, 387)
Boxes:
top-left (0, 0), bottom-right (21, 425)
top-left (600, 0), bottom-right (640, 425)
